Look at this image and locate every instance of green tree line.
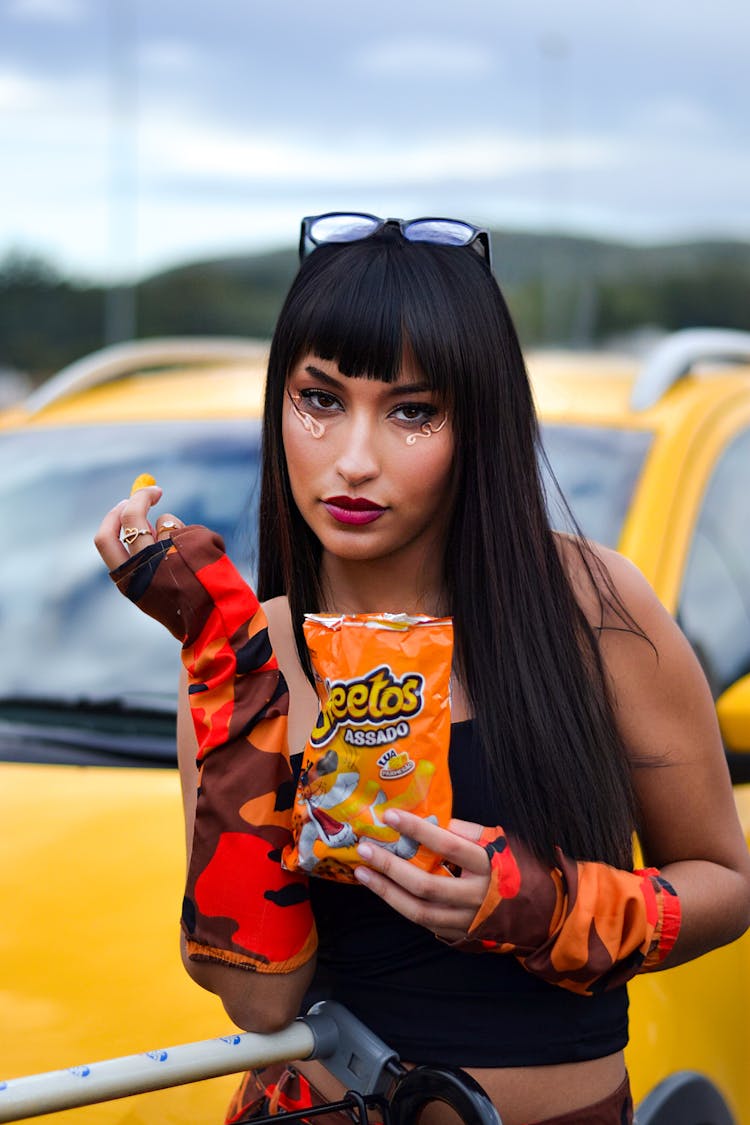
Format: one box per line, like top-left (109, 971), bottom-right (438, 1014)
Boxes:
top-left (1, 231), bottom-right (749, 382)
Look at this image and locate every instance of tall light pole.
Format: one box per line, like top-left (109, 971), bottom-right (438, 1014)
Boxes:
top-left (537, 31), bottom-right (569, 344)
top-left (105, 0), bottom-right (138, 344)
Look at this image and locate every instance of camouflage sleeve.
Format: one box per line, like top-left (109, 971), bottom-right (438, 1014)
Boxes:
top-left (110, 526), bottom-right (317, 974)
top-left (448, 826), bottom-right (681, 996)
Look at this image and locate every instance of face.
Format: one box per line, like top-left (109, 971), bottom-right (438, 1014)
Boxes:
top-left (282, 352), bottom-right (455, 570)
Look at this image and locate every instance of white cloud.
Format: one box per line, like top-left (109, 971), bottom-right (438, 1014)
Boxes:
top-left (138, 39), bottom-right (197, 72)
top-left (6, 0), bottom-right (85, 21)
top-left (630, 95), bottom-right (718, 137)
top-left (354, 38), bottom-right (494, 79)
top-left (145, 115), bottom-right (618, 189)
top-left (0, 69), bottom-right (45, 109)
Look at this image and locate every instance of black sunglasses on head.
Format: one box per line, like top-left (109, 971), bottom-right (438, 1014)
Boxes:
top-left (299, 211), bottom-right (492, 269)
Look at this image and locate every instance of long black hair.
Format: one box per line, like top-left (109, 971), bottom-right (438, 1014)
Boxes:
top-left (258, 229), bottom-right (637, 867)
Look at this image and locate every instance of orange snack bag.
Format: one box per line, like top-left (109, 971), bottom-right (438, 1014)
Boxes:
top-left (282, 613), bottom-right (454, 883)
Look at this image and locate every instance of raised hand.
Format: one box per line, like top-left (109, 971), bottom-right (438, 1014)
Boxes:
top-left (94, 474), bottom-right (184, 571)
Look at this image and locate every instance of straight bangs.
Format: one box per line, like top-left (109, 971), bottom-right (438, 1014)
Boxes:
top-left (270, 236), bottom-right (495, 409)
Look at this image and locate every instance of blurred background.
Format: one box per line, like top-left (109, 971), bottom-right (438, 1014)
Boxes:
top-left (3, 7), bottom-right (750, 1116)
top-left (1, 0), bottom-right (749, 389)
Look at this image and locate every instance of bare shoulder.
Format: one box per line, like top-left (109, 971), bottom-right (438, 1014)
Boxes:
top-left (555, 532), bottom-right (718, 763)
top-left (555, 531), bottom-right (671, 639)
top-left (556, 543), bottom-right (749, 893)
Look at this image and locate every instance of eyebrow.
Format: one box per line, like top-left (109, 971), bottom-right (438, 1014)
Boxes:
top-left (303, 364), bottom-right (341, 387)
top-left (303, 364), bottom-right (434, 395)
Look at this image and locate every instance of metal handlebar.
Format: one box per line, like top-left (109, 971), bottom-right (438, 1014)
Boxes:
top-left (0, 1001), bottom-right (501, 1124)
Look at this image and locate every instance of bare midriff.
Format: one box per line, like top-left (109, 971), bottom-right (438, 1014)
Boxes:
top-left (295, 1050), bottom-right (626, 1125)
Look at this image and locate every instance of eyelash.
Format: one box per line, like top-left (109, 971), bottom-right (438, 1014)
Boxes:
top-left (297, 388), bottom-right (440, 427)
top-left (297, 388), bottom-right (341, 413)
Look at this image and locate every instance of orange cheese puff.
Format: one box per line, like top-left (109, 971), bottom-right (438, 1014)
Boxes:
top-left (130, 472), bottom-right (157, 495)
top-left (283, 612), bottom-right (454, 884)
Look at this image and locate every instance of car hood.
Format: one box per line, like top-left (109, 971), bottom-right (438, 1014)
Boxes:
top-left (0, 762), bottom-right (238, 1123)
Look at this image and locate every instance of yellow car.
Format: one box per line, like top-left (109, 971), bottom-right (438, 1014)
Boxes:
top-left (531, 329), bottom-right (750, 1123)
top-left (1, 329), bottom-right (750, 1123)
top-left (0, 339), bottom-right (269, 1125)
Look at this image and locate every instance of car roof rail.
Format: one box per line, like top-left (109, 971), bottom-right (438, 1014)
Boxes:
top-left (23, 336), bottom-right (269, 416)
top-left (630, 328), bottom-right (750, 411)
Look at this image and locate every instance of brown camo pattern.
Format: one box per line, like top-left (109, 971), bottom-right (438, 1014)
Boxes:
top-left (110, 526), bottom-right (317, 973)
top-left (449, 826), bottom-right (681, 996)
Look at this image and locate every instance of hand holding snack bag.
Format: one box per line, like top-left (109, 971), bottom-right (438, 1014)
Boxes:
top-left (282, 612), bottom-right (454, 883)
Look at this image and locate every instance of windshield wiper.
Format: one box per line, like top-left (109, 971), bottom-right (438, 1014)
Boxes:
top-left (0, 694), bottom-right (177, 768)
top-left (0, 691), bottom-right (176, 716)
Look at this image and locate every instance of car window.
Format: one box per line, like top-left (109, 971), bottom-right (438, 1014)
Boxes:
top-left (0, 416), bottom-right (650, 764)
top-left (0, 420), bottom-right (260, 721)
top-left (540, 424), bottom-right (652, 547)
top-left (678, 427), bottom-right (750, 696)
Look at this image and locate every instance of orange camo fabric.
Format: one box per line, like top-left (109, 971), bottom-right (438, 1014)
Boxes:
top-left (110, 526), bottom-right (316, 974)
top-left (450, 826), bottom-right (681, 996)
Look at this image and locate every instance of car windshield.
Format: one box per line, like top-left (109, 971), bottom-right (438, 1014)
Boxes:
top-left (0, 415), bottom-right (650, 764)
top-left (0, 420), bottom-right (259, 722)
top-left (540, 424), bottom-right (652, 547)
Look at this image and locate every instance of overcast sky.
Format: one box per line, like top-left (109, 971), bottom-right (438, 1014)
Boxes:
top-left (1, 0), bottom-right (749, 281)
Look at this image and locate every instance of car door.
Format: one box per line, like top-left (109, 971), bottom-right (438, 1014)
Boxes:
top-left (676, 425), bottom-right (750, 704)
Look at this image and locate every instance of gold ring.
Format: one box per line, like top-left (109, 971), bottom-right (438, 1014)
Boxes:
top-left (121, 527), bottom-right (152, 546)
top-left (158, 520), bottom-right (178, 533)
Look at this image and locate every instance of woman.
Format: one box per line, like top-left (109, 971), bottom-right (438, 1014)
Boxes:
top-left (96, 214), bottom-right (750, 1124)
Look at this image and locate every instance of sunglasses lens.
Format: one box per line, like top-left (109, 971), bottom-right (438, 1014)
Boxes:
top-left (309, 213), bottom-right (381, 245)
top-left (301, 213), bottom-right (490, 268)
top-left (403, 219), bottom-right (478, 247)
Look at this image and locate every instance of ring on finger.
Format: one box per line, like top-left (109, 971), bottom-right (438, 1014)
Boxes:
top-left (121, 526), bottom-right (152, 546)
top-left (157, 520), bottom-right (178, 535)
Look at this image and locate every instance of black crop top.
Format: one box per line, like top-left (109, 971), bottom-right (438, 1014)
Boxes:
top-left (300, 721), bottom-right (629, 1067)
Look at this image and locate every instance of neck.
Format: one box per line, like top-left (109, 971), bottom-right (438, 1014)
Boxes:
top-left (319, 550), bottom-right (447, 617)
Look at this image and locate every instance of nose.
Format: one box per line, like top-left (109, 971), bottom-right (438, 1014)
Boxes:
top-left (334, 411), bottom-right (381, 486)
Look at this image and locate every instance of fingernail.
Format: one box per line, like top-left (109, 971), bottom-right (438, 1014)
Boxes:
top-left (354, 865), bottom-right (371, 883)
top-left (383, 810), bottom-right (401, 828)
top-left (357, 842), bottom-right (373, 860)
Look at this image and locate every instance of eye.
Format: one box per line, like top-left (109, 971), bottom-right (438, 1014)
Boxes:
top-left (298, 388), bottom-right (343, 413)
top-left (390, 401), bottom-right (441, 426)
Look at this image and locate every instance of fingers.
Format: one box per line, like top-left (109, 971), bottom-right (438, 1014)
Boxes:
top-left (448, 818), bottom-right (485, 844)
top-left (94, 482), bottom-right (167, 571)
top-left (376, 809), bottom-right (489, 874)
top-left (117, 485), bottom-right (161, 553)
top-left (353, 841), bottom-right (486, 936)
top-left (355, 839), bottom-right (464, 901)
top-left (94, 500), bottom-right (131, 570)
top-left (155, 512), bottom-right (185, 539)
top-left (355, 831), bottom-right (483, 901)
top-left (354, 852), bottom-right (478, 933)
top-left (351, 810), bottom-right (491, 937)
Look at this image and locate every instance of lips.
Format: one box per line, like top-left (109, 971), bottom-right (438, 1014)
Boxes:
top-left (322, 495), bottom-right (386, 526)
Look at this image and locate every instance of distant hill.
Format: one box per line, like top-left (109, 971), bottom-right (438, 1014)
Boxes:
top-left (143, 229), bottom-right (750, 287)
top-left (137, 248), bottom-right (298, 341)
top-left (2, 230), bottom-right (749, 379)
top-left (138, 230), bottom-right (750, 349)
top-left (490, 230), bottom-right (750, 285)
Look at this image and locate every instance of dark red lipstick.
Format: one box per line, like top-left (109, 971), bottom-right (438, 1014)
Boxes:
top-left (322, 495), bottom-right (386, 526)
